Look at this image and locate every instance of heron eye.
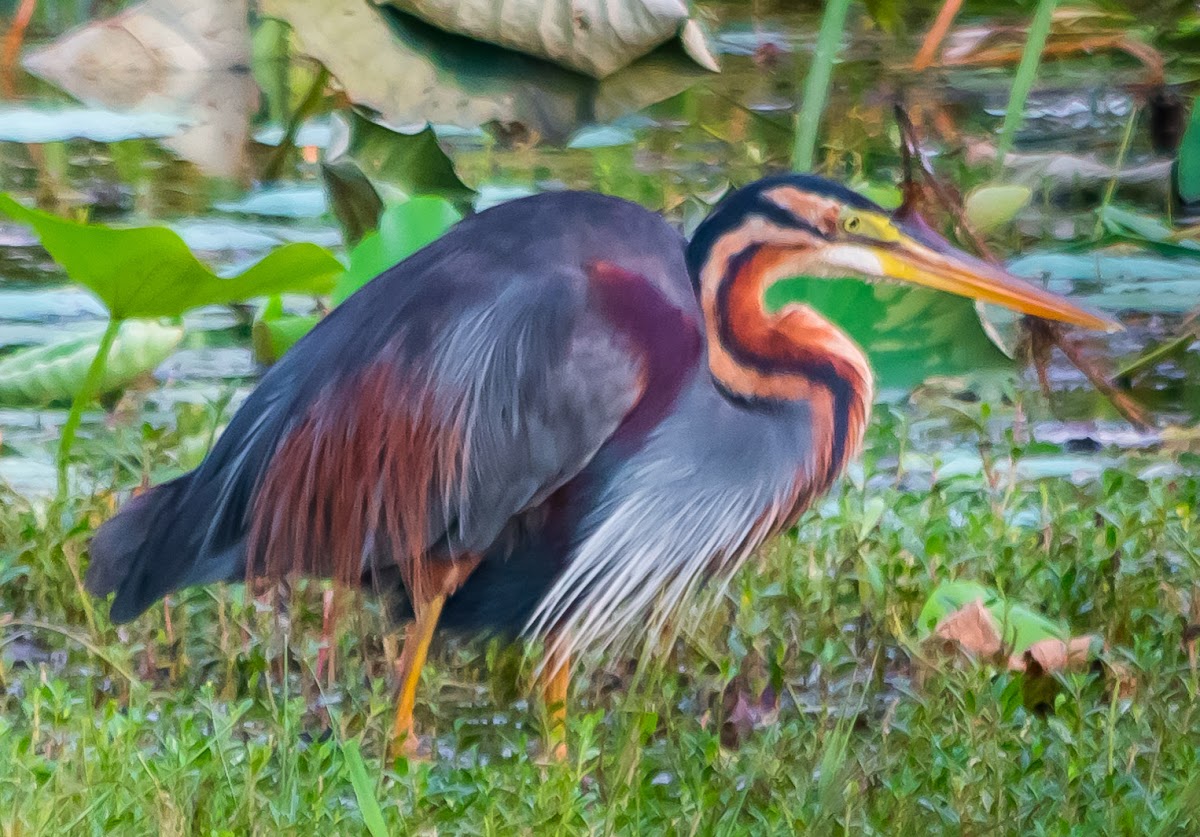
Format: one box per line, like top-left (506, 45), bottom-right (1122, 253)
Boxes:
top-left (843, 215), bottom-right (862, 234)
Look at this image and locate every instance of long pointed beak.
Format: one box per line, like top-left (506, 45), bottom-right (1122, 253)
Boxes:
top-left (862, 218), bottom-right (1120, 332)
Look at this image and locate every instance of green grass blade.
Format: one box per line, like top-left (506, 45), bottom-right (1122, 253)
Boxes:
top-left (1093, 105), bottom-right (1140, 240)
top-left (994, 0), bottom-right (1058, 167)
top-left (342, 741), bottom-right (388, 837)
top-left (793, 0), bottom-right (854, 171)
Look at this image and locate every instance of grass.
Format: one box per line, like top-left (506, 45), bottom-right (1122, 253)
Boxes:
top-left (1, 395), bottom-right (1199, 835)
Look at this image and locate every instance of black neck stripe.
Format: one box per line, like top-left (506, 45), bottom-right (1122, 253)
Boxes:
top-left (712, 243), bottom-right (854, 482)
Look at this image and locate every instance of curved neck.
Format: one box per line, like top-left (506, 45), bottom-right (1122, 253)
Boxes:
top-left (688, 222), bottom-right (874, 485)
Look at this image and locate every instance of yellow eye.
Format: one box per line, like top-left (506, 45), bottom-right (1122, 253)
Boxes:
top-left (840, 211), bottom-right (901, 243)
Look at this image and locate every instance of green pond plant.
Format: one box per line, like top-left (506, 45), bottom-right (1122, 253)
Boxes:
top-left (0, 195), bottom-right (343, 498)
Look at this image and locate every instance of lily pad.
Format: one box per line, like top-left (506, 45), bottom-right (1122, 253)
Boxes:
top-left (261, 0), bottom-right (705, 143)
top-left (0, 195), bottom-right (342, 319)
top-left (0, 320), bottom-right (183, 406)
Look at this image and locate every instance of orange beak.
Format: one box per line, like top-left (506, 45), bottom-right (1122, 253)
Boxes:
top-left (871, 216), bottom-right (1120, 332)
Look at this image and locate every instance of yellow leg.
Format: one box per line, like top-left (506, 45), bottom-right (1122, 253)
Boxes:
top-left (540, 641), bottom-right (570, 762)
top-left (389, 594), bottom-right (445, 759)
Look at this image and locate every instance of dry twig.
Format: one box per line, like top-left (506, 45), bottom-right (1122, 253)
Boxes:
top-left (893, 104), bottom-right (1151, 429)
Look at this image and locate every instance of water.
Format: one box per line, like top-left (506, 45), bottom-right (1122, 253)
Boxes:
top-left (0, 2), bottom-right (1197, 496)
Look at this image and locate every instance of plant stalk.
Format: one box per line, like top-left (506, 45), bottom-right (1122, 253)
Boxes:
top-left (263, 65), bottom-right (331, 182)
top-left (793, 0), bottom-right (854, 171)
top-left (912, 0), bottom-right (963, 71)
top-left (57, 317), bottom-right (122, 499)
top-left (995, 0), bottom-right (1058, 168)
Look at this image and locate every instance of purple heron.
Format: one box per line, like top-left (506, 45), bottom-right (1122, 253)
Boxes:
top-left (86, 174), bottom-right (1114, 758)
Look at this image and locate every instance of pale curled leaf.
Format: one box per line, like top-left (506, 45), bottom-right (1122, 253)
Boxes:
top-left (379, 0), bottom-right (708, 78)
top-left (265, 0), bottom-right (704, 142)
top-left (0, 321), bottom-right (183, 406)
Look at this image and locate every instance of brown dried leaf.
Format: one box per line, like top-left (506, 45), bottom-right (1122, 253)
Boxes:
top-left (719, 685), bottom-right (779, 749)
top-left (1010, 635), bottom-right (1101, 675)
top-left (933, 598), bottom-right (1003, 658)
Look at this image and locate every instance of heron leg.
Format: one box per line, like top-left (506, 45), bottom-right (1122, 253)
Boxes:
top-left (388, 554), bottom-right (481, 760)
top-left (390, 593), bottom-right (445, 759)
top-left (539, 637), bottom-right (570, 762)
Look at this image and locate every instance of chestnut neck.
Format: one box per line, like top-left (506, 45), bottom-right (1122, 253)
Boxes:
top-left (687, 220), bottom-right (874, 487)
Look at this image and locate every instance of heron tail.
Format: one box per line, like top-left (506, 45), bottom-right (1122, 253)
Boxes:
top-left (86, 474), bottom-right (244, 623)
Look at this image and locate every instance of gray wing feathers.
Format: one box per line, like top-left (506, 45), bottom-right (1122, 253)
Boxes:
top-left (428, 286), bottom-right (643, 557)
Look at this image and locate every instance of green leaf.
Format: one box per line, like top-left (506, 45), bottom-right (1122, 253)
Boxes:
top-left (321, 160), bottom-right (384, 247)
top-left (917, 580), bottom-right (1067, 655)
top-left (332, 197), bottom-right (461, 304)
top-left (1115, 314), bottom-right (1200, 381)
top-left (857, 496), bottom-right (887, 544)
top-left (0, 320), bottom-right (183, 406)
top-left (252, 197), bottom-right (462, 361)
top-left (0, 195), bottom-right (342, 319)
top-left (251, 296), bottom-right (320, 366)
top-left (341, 741), bottom-right (388, 837)
top-left (1177, 96), bottom-right (1200, 204)
top-left (862, 0), bottom-right (901, 33)
top-left (963, 185), bottom-right (1032, 233)
top-left (848, 180), bottom-right (903, 211)
top-left (1099, 205), bottom-right (1188, 245)
top-left (333, 111), bottom-right (474, 211)
top-left (764, 279), bottom-right (1012, 391)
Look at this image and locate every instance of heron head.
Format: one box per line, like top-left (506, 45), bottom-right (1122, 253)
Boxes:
top-left (687, 173), bottom-right (1118, 332)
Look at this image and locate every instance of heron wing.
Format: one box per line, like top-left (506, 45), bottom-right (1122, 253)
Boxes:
top-left (95, 196), bottom-right (701, 621)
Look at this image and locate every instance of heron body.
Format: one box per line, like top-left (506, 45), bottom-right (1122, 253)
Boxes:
top-left (86, 174), bottom-right (1111, 756)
